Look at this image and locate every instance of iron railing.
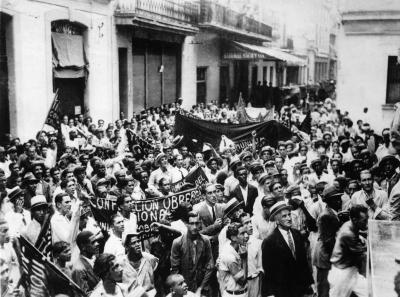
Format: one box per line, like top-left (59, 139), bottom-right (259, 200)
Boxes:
top-left (200, 0), bottom-right (272, 38)
top-left (116, 0), bottom-right (199, 24)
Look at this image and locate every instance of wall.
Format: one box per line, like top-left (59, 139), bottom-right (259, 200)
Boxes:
top-left (337, 28), bottom-right (400, 132)
top-left (1, 0), bottom-right (115, 141)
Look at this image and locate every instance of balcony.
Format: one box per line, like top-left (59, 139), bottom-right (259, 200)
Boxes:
top-left (199, 0), bottom-right (272, 42)
top-left (115, 0), bottom-right (199, 35)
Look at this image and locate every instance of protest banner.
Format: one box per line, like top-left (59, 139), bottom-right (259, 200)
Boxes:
top-left (18, 236), bottom-right (84, 297)
top-left (134, 187), bottom-right (201, 234)
top-left (90, 186), bottom-right (203, 237)
top-left (174, 112), bottom-right (292, 152)
top-left (89, 195), bottom-right (118, 230)
top-left (368, 220), bottom-right (400, 297)
top-left (170, 166), bottom-right (208, 192)
top-left (44, 90), bottom-right (60, 129)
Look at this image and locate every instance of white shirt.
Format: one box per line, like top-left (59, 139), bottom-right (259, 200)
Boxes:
top-left (103, 233), bottom-right (125, 258)
top-left (51, 211), bottom-right (72, 244)
top-left (239, 185), bottom-right (248, 205)
top-left (5, 209), bottom-right (31, 238)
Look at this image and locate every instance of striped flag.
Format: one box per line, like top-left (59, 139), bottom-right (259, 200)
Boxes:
top-left (35, 214), bottom-right (53, 258)
top-left (19, 235), bottom-right (85, 297)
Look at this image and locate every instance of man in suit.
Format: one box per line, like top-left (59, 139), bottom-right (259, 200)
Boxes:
top-left (71, 230), bottom-right (100, 295)
top-left (193, 183), bottom-right (225, 257)
top-left (262, 201), bottom-right (313, 297)
top-left (170, 211), bottom-right (214, 296)
top-left (193, 183), bottom-right (226, 297)
top-left (230, 166), bottom-right (258, 215)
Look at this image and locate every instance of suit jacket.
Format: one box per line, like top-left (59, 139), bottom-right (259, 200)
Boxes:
top-left (170, 233), bottom-right (214, 292)
top-left (193, 201), bottom-right (225, 259)
top-left (230, 183), bottom-right (258, 215)
top-left (71, 255), bottom-right (100, 295)
top-left (262, 227), bottom-right (313, 297)
top-left (193, 201), bottom-right (225, 236)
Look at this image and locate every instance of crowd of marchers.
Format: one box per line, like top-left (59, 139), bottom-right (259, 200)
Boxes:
top-left (1, 97), bottom-right (400, 297)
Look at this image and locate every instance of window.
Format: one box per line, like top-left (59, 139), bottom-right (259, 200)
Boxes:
top-left (196, 67), bottom-right (207, 104)
top-left (386, 56), bottom-right (400, 104)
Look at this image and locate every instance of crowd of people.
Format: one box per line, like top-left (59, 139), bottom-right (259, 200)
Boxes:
top-left (1, 97), bottom-right (399, 297)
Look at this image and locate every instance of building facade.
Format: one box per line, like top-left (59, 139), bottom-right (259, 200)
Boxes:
top-left (1, 0), bottom-right (116, 141)
top-left (337, 0), bottom-right (400, 131)
top-left (0, 0), bottom-right (337, 141)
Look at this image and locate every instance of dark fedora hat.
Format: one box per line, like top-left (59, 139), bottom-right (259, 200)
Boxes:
top-left (22, 172), bottom-right (39, 186)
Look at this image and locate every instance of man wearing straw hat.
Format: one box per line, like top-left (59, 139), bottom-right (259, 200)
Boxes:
top-left (262, 201), bottom-right (313, 297)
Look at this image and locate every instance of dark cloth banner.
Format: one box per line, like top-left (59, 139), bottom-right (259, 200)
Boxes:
top-left (126, 129), bottom-right (155, 155)
top-left (134, 187), bottom-right (201, 234)
top-left (174, 113), bottom-right (292, 151)
top-left (299, 110), bottom-right (312, 134)
top-left (90, 187), bottom-right (203, 237)
top-left (171, 166), bottom-right (208, 193)
top-left (44, 90), bottom-right (60, 129)
top-left (90, 195), bottom-right (118, 231)
top-left (19, 236), bottom-right (84, 297)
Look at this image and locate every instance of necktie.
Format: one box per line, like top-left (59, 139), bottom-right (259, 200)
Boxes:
top-left (211, 206), bottom-right (216, 222)
top-left (287, 230), bottom-right (296, 259)
top-left (179, 169), bottom-right (184, 180)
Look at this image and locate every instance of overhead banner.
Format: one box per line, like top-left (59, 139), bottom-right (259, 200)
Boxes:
top-left (174, 113), bottom-right (292, 151)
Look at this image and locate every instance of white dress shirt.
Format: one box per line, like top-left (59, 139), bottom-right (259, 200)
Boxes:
top-left (239, 185), bottom-right (248, 205)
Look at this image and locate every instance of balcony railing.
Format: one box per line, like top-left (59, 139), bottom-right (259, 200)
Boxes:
top-left (116, 0), bottom-right (199, 24)
top-left (200, 0), bottom-right (272, 39)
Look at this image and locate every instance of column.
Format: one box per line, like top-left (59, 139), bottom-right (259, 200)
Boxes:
top-left (180, 35), bottom-right (197, 109)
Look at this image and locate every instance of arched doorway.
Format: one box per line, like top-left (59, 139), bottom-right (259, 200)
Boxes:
top-left (51, 20), bottom-right (88, 118)
top-left (0, 13), bottom-right (11, 143)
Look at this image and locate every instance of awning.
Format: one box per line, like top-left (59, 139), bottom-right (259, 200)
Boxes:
top-left (223, 41), bottom-right (307, 66)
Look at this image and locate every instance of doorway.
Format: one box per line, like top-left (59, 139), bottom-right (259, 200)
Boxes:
top-left (51, 20), bottom-right (87, 117)
top-left (233, 60), bottom-right (249, 105)
top-left (219, 65), bottom-right (230, 104)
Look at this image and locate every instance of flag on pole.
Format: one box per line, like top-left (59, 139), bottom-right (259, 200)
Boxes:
top-left (18, 236), bottom-right (86, 297)
top-left (44, 90), bottom-right (60, 129)
top-left (35, 214), bottom-right (53, 258)
top-left (299, 111), bottom-right (312, 134)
